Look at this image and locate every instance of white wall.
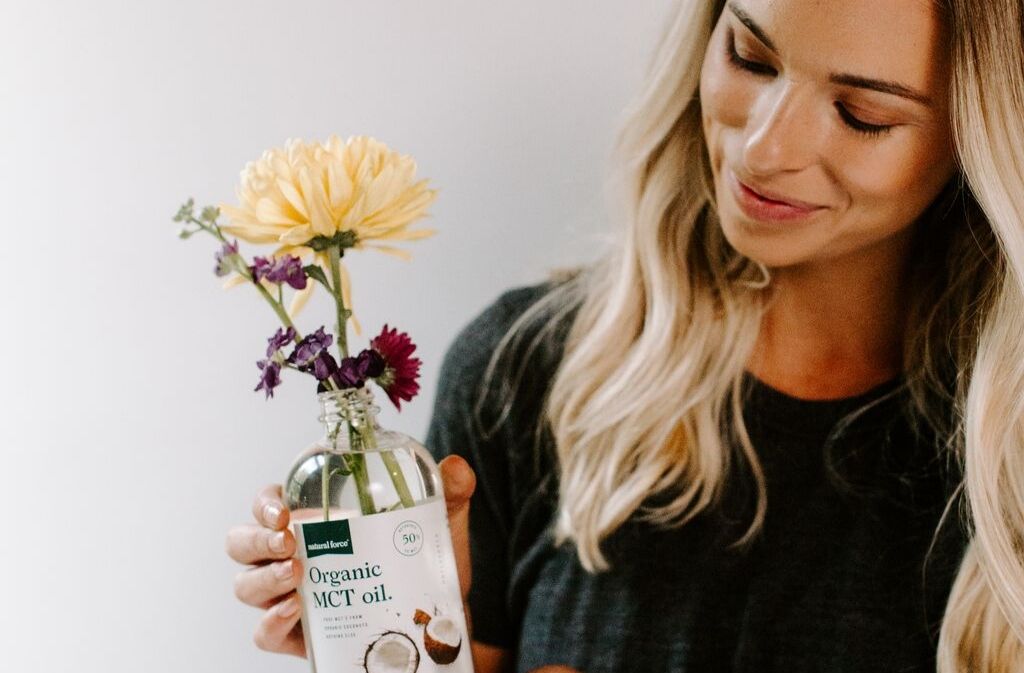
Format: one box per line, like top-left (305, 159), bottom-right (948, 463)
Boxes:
top-left (1, 1), bottom-right (672, 671)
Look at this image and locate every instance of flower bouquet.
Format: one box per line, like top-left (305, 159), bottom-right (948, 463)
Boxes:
top-left (175, 135), bottom-right (472, 672)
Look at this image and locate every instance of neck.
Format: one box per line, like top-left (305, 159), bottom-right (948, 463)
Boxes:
top-left (747, 228), bottom-right (914, 400)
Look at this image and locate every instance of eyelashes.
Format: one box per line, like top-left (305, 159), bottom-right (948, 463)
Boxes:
top-left (723, 27), bottom-right (894, 139)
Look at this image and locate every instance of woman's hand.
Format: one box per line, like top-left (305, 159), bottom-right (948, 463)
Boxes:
top-left (225, 484), bottom-right (306, 657)
top-left (223, 454), bottom-right (494, 664)
top-left (438, 456), bottom-right (514, 673)
top-left (438, 455), bottom-right (475, 607)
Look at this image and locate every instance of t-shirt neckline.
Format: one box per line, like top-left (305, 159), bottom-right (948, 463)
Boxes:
top-left (741, 370), bottom-right (906, 440)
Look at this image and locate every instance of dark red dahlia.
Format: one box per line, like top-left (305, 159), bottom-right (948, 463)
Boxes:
top-left (370, 324), bottom-right (422, 411)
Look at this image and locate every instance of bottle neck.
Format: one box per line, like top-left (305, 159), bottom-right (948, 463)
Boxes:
top-left (319, 387), bottom-right (382, 449)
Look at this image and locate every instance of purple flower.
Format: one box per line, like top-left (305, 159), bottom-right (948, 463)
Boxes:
top-left (250, 256), bottom-right (274, 282)
top-left (334, 356), bottom-right (368, 389)
top-left (312, 350), bottom-right (382, 391)
top-left (265, 326), bottom-right (297, 357)
top-left (251, 255), bottom-right (307, 290)
top-left (214, 240), bottom-right (239, 277)
top-left (310, 351), bottom-right (339, 381)
top-left (288, 327), bottom-right (334, 367)
top-left (254, 359), bottom-right (282, 399)
top-left (270, 256), bottom-right (307, 289)
top-left (354, 349), bottom-right (386, 379)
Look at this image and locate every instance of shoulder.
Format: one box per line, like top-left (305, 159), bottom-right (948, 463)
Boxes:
top-left (426, 272), bottom-right (583, 455)
top-left (437, 273), bottom-right (582, 399)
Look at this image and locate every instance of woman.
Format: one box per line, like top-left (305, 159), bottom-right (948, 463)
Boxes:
top-left (225, 0), bottom-right (1024, 670)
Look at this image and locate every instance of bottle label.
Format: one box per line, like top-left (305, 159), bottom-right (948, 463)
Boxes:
top-left (293, 498), bottom-right (474, 672)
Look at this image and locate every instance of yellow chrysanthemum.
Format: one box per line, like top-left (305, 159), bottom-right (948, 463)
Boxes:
top-left (217, 135), bottom-right (438, 333)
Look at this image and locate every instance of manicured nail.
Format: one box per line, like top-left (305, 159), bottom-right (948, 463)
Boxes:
top-left (269, 531), bottom-right (286, 553)
top-left (274, 560), bottom-right (293, 580)
top-left (277, 596), bottom-right (299, 618)
top-left (264, 503), bottom-right (282, 525)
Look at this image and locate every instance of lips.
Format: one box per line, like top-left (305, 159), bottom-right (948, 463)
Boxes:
top-left (727, 169), bottom-right (824, 223)
top-left (734, 173), bottom-right (821, 209)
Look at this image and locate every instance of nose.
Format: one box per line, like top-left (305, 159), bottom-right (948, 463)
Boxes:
top-left (741, 81), bottom-right (820, 177)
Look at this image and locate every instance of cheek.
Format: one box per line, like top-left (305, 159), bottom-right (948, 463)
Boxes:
top-left (700, 44), bottom-right (752, 135)
top-left (841, 140), bottom-right (954, 227)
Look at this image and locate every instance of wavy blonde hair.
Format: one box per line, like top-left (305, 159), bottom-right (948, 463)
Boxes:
top-left (478, 0), bottom-right (1024, 669)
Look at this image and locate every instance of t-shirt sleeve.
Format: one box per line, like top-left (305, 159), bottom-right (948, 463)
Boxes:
top-left (423, 286), bottom-right (550, 649)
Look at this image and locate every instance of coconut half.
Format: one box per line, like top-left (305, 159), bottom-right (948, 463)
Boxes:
top-left (363, 631), bottom-right (420, 673)
top-left (422, 615), bottom-right (463, 665)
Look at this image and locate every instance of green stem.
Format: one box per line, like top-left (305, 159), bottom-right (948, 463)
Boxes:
top-left (327, 245), bottom-right (349, 360)
top-left (253, 281), bottom-right (298, 333)
top-left (360, 424), bottom-right (415, 509)
top-left (194, 216), bottom-right (303, 337)
top-left (321, 453), bottom-right (330, 521)
top-left (348, 424), bottom-right (377, 514)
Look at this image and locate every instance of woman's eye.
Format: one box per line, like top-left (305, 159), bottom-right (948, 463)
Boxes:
top-left (724, 27), bottom-right (894, 139)
top-left (725, 28), bottom-right (776, 76)
top-left (834, 103), bottom-right (894, 138)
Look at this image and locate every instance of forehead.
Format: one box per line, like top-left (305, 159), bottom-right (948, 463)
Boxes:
top-left (729, 0), bottom-right (949, 98)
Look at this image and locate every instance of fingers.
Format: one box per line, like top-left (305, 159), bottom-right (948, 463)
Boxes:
top-left (253, 592), bottom-right (306, 658)
top-left (439, 455), bottom-right (476, 601)
top-left (439, 454), bottom-right (476, 512)
top-left (229, 484), bottom-right (306, 659)
top-left (234, 557), bottom-right (302, 608)
top-left (252, 483), bottom-right (289, 531)
top-left (225, 524), bottom-right (296, 565)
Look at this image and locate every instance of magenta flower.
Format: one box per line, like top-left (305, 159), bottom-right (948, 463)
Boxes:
top-left (370, 325), bottom-right (421, 411)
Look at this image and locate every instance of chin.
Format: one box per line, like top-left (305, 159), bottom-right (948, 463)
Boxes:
top-left (712, 176), bottom-right (837, 269)
top-left (718, 217), bottom-right (798, 268)
top-left (714, 197), bottom-right (813, 269)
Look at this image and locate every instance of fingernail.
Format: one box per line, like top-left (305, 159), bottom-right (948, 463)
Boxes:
top-left (277, 596), bottom-right (299, 618)
top-left (269, 531), bottom-right (286, 553)
top-left (264, 503), bottom-right (282, 525)
top-left (274, 560), bottom-right (294, 581)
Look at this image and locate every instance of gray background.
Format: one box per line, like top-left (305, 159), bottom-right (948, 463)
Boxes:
top-left (1, 1), bottom-right (671, 670)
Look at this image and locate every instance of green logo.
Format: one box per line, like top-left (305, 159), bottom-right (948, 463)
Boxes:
top-left (302, 520), bottom-right (354, 558)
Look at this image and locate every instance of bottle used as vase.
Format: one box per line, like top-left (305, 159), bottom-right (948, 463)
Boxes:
top-left (283, 386), bottom-right (474, 673)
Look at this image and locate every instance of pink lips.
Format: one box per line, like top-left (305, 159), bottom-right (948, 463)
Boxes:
top-left (728, 170), bottom-right (824, 223)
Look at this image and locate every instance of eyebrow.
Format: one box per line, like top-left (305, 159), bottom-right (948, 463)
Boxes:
top-left (725, 2), bottom-right (934, 108)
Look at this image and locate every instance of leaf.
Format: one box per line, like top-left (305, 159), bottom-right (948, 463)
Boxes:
top-left (303, 264), bottom-right (332, 291)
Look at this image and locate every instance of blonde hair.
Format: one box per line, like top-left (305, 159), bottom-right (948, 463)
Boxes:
top-left (477, 0), bottom-right (1024, 669)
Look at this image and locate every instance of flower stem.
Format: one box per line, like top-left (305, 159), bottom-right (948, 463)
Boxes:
top-left (348, 424), bottom-right (377, 514)
top-left (193, 216), bottom-right (302, 337)
top-left (359, 424), bottom-right (415, 509)
top-left (327, 245), bottom-right (349, 360)
top-left (322, 454), bottom-right (330, 521)
top-left (253, 281), bottom-right (298, 333)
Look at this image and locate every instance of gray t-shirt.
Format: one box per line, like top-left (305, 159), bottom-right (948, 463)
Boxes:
top-left (424, 281), bottom-right (967, 673)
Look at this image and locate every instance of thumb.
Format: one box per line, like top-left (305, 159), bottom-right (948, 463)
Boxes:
top-left (439, 454), bottom-right (476, 601)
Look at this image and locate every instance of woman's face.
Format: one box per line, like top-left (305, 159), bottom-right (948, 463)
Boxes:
top-left (699, 0), bottom-right (957, 269)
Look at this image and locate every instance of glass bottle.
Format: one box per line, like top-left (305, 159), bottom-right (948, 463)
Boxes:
top-left (284, 387), bottom-right (474, 673)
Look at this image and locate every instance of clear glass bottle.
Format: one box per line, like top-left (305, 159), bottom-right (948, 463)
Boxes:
top-left (284, 387), bottom-right (474, 673)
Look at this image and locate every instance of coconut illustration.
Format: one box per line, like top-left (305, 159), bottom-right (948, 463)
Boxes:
top-left (363, 631), bottom-right (420, 673)
top-left (411, 609), bottom-right (463, 665)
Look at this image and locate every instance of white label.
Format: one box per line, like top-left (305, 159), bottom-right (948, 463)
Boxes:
top-left (293, 498), bottom-right (474, 672)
